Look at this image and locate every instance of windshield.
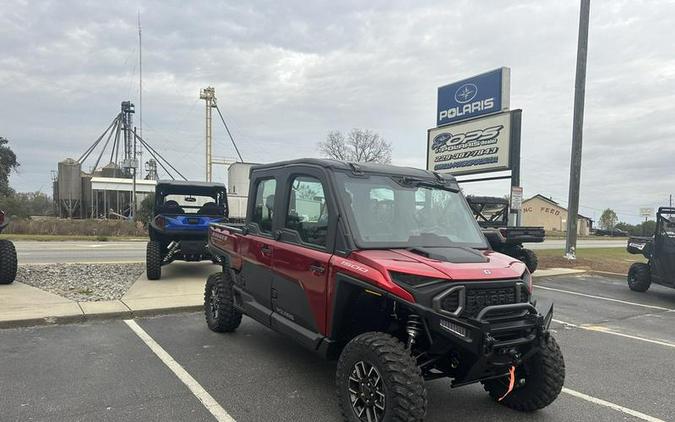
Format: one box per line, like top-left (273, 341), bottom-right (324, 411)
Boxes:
top-left (336, 173), bottom-right (487, 249)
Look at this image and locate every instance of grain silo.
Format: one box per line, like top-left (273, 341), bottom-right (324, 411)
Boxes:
top-left (57, 158), bottom-right (82, 218)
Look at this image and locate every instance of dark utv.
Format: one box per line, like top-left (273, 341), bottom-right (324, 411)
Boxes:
top-left (626, 207), bottom-right (675, 292)
top-left (204, 159), bottom-right (564, 421)
top-left (467, 196), bottom-right (544, 273)
top-left (0, 210), bottom-right (17, 284)
top-left (146, 180), bottom-right (227, 280)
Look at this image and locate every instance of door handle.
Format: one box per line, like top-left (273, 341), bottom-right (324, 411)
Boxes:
top-left (260, 245), bottom-right (272, 256)
top-left (309, 263), bottom-right (326, 274)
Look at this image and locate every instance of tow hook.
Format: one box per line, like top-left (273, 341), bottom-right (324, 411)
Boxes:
top-left (484, 334), bottom-right (496, 353)
top-left (509, 349), bottom-right (522, 366)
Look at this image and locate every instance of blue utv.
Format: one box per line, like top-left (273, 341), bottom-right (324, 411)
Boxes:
top-left (146, 180), bottom-right (228, 280)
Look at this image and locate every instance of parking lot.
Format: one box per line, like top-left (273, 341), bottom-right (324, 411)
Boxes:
top-left (1, 273), bottom-right (674, 422)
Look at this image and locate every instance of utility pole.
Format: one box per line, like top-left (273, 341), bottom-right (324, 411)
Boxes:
top-left (565, 0), bottom-right (591, 260)
top-left (200, 87), bottom-right (216, 182)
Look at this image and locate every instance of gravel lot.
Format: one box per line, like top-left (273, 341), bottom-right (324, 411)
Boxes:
top-left (16, 263), bottom-right (144, 302)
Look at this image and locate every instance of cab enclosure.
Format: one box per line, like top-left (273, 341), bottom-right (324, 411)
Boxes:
top-left (627, 207), bottom-right (675, 289)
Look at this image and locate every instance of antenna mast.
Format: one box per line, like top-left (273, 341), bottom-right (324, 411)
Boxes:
top-left (138, 11), bottom-right (143, 140)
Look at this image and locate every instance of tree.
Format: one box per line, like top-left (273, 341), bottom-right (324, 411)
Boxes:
top-left (136, 193), bottom-right (155, 224)
top-left (0, 192), bottom-right (54, 218)
top-left (599, 208), bottom-right (618, 230)
top-left (0, 137), bottom-right (19, 197)
top-left (318, 129), bottom-right (392, 164)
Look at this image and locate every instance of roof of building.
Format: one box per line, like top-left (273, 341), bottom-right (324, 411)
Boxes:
top-left (524, 194), bottom-right (592, 220)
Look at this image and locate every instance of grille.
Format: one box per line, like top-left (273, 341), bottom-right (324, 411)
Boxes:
top-left (464, 287), bottom-right (516, 318)
top-left (438, 285), bottom-right (523, 318)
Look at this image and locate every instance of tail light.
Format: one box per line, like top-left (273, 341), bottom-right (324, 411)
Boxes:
top-left (154, 215), bottom-right (166, 229)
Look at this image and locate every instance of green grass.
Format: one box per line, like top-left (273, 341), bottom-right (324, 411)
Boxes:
top-left (536, 247), bottom-right (645, 274)
top-left (536, 247), bottom-right (639, 260)
top-left (0, 234), bottom-right (146, 241)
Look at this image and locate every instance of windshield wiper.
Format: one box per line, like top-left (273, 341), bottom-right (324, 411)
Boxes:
top-left (395, 177), bottom-right (459, 192)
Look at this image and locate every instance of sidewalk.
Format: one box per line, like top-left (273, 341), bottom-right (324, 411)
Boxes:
top-left (0, 262), bottom-right (219, 329)
top-left (0, 265), bottom-right (586, 329)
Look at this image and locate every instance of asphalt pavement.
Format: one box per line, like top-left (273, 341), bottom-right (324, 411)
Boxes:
top-left (14, 241), bottom-right (146, 264)
top-left (13, 239), bottom-right (626, 264)
top-left (1, 273), bottom-right (674, 421)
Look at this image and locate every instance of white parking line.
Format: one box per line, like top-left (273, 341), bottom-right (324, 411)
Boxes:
top-left (553, 319), bottom-right (675, 349)
top-left (536, 285), bottom-right (675, 312)
top-left (562, 388), bottom-right (665, 422)
top-left (124, 319), bottom-right (236, 422)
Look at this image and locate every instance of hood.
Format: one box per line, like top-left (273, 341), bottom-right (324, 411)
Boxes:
top-left (351, 247), bottom-right (526, 281)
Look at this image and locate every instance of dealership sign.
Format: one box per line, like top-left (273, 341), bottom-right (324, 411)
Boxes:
top-left (427, 111), bottom-right (515, 176)
top-left (437, 68), bottom-right (510, 127)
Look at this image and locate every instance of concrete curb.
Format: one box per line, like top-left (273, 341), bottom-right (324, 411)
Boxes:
top-left (589, 270), bottom-right (627, 278)
top-left (0, 303), bottom-right (203, 329)
top-left (533, 268), bottom-right (588, 278)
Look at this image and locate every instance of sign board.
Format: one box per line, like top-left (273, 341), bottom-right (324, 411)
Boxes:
top-left (510, 186), bottom-right (523, 211)
top-left (437, 68), bottom-right (510, 127)
top-left (639, 208), bottom-right (654, 218)
top-left (427, 111), bottom-right (514, 176)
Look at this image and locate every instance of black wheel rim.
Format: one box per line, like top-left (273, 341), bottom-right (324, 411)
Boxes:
top-left (209, 285), bottom-right (219, 320)
top-left (348, 360), bottom-right (385, 422)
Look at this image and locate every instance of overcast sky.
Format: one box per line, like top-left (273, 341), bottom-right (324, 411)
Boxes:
top-left (1, 0), bottom-right (673, 223)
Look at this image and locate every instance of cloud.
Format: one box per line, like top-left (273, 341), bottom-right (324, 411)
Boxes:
top-left (1, 0), bottom-right (673, 223)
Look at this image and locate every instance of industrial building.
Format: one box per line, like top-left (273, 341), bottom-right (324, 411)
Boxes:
top-left (53, 101), bottom-right (181, 219)
top-left (54, 92), bottom-right (248, 220)
top-left (522, 194), bottom-right (593, 235)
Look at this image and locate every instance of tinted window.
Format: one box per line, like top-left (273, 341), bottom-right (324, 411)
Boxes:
top-left (286, 176), bottom-right (329, 247)
top-left (251, 178), bottom-right (276, 233)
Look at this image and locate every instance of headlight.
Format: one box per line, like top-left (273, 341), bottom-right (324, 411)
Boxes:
top-left (389, 271), bottom-right (445, 288)
top-left (440, 319), bottom-right (467, 337)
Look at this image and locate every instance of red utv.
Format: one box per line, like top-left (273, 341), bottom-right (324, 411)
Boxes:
top-left (204, 159), bottom-right (564, 421)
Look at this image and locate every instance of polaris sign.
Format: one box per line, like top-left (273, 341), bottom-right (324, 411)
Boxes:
top-left (437, 68), bottom-right (510, 127)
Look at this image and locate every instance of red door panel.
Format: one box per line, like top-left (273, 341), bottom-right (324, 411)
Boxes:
top-left (272, 241), bottom-right (332, 335)
top-left (240, 234), bottom-right (275, 310)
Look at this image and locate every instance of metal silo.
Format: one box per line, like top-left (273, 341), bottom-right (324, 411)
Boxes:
top-left (227, 162), bottom-right (254, 195)
top-left (57, 158), bottom-right (82, 218)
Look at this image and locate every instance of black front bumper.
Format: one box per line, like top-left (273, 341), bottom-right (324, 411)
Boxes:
top-left (409, 297), bottom-right (554, 386)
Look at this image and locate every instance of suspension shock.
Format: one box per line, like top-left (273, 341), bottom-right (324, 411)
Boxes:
top-left (406, 314), bottom-right (423, 349)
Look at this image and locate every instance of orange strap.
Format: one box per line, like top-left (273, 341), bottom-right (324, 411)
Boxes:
top-left (498, 366), bottom-right (516, 401)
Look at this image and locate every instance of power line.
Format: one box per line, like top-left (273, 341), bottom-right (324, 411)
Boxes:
top-left (214, 103), bottom-right (244, 163)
